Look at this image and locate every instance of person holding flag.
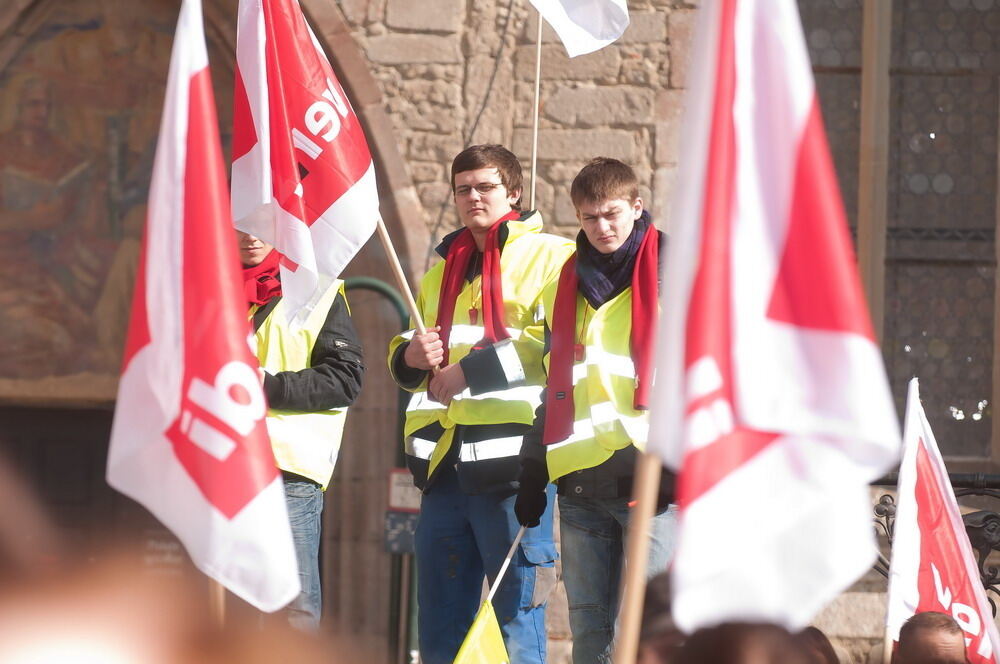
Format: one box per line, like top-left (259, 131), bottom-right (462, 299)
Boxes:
top-left (513, 157), bottom-right (677, 664)
top-left (106, 0), bottom-right (299, 613)
top-left (894, 612), bottom-right (970, 664)
top-left (387, 144), bottom-right (573, 664)
top-left (238, 229), bottom-right (364, 630)
top-left (886, 378), bottom-right (1000, 664)
top-left (228, 0), bottom-right (378, 627)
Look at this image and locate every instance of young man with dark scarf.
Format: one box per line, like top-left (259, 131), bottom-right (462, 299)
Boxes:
top-left (514, 157), bottom-right (678, 664)
top-left (239, 231), bottom-right (365, 630)
top-left (387, 145), bottom-right (573, 664)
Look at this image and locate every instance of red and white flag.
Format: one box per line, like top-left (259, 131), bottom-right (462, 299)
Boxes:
top-left (528, 0), bottom-right (629, 57)
top-left (106, 0), bottom-right (299, 612)
top-left (886, 378), bottom-right (1000, 663)
top-left (648, 0), bottom-right (900, 631)
top-left (232, 0), bottom-right (379, 325)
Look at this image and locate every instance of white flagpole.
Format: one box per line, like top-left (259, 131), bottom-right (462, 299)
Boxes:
top-left (487, 526), bottom-right (527, 603)
top-left (529, 11), bottom-right (543, 209)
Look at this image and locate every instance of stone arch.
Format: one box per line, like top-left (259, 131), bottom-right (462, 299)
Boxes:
top-left (0, 0), bottom-right (427, 284)
top-left (0, 1), bottom-right (424, 657)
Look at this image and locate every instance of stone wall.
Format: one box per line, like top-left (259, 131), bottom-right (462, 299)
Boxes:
top-left (326, 3), bottom-right (695, 660)
top-left (334, 0), bottom-right (698, 266)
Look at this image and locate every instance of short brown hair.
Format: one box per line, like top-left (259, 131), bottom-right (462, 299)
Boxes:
top-left (451, 144), bottom-right (523, 210)
top-left (900, 611), bottom-right (963, 641)
top-left (896, 612), bottom-right (968, 664)
top-left (570, 157), bottom-right (640, 208)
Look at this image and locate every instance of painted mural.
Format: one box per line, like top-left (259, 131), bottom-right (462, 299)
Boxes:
top-left (0, 0), bottom-right (234, 403)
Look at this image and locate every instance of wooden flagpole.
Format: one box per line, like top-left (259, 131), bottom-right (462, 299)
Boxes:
top-left (529, 13), bottom-right (543, 209)
top-left (881, 632), bottom-right (893, 664)
top-left (376, 216), bottom-right (429, 336)
top-left (612, 451), bottom-right (663, 664)
top-left (209, 579), bottom-right (226, 627)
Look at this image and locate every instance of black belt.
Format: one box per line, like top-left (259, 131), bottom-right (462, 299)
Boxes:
top-left (281, 470), bottom-right (321, 486)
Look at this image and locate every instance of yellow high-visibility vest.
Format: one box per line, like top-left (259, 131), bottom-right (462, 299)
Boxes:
top-left (388, 213), bottom-right (574, 484)
top-left (253, 281), bottom-right (348, 489)
top-left (537, 277), bottom-right (650, 482)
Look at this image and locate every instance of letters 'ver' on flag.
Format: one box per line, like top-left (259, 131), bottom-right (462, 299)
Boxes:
top-left (232, 0), bottom-right (379, 326)
top-left (528, 0), bottom-right (629, 58)
top-left (106, 0), bottom-right (299, 611)
top-left (647, 0), bottom-right (900, 632)
top-left (886, 378), bottom-right (1000, 664)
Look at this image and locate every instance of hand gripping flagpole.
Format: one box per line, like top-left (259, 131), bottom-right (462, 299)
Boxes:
top-left (375, 216), bottom-right (443, 373)
top-left (612, 451), bottom-right (663, 664)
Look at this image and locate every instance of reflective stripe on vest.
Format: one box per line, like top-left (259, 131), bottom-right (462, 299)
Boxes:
top-left (542, 285), bottom-right (651, 481)
top-left (405, 384), bottom-right (543, 413)
top-left (407, 434), bottom-right (524, 463)
top-left (254, 281), bottom-right (349, 489)
top-left (399, 324), bottom-right (525, 344)
top-left (387, 216), bottom-right (576, 484)
top-left (571, 347), bottom-right (637, 384)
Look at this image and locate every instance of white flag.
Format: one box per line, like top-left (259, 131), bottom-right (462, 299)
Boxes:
top-left (529, 0), bottom-right (629, 57)
top-left (107, 0), bottom-right (299, 611)
top-left (648, 0), bottom-right (900, 631)
top-left (232, 0), bottom-right (380, 325)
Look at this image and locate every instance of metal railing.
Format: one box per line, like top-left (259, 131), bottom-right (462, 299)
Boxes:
top-left (871, 473), bottom-right (1000, 614)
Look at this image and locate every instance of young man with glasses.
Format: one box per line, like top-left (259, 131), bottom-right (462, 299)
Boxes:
top-left (388, 144), bottom-right (573, 664)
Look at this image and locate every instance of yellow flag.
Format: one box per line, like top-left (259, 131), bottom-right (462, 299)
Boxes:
top-left (453, 600), bottom-right (509, 664)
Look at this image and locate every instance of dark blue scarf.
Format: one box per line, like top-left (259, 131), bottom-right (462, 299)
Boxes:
top-left (576, 211), bottom-right (652, 309)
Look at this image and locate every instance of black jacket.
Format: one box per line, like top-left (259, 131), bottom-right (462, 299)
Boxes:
top-left (256, 292), bottom-right (365, 412)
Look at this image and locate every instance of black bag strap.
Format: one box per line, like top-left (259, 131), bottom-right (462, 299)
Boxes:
top-left (252, 296), bottom-right (281, 333)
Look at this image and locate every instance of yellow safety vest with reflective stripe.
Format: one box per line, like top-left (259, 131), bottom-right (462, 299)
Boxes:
top-left (537, 278), bottom-right (650, 482)
top-left (253, 281), bottom-right (348, 489)
top-left (388, 214), bottom-right (574, 483)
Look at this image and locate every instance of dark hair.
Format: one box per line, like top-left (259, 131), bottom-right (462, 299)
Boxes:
top-left (673, 623), bottom-right (814, 664)
top-left (794, 626), bottom-right (840, 664)
top-left (570, 157), bottom-right (640, 208)
top-left (450, 144), bottom-right (523, 210)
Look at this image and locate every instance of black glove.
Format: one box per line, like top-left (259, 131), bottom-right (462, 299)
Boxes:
top-left (514, 458), bottom-right (549, 528)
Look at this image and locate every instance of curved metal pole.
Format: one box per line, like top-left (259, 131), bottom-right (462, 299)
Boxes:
top-left (343, 276), bottom-right (411, 664)
top-left (344, 276), bottom-right (409, 330)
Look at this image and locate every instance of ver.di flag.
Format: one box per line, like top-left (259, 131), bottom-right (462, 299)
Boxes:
top-left (528, 0), bottom-right (629, 57)
top-left (886, 378), bottom-right (1000, 664)
top-left (106, 0), bottom-right (299, 611)
top-left (647, 0), bottom-right (900, 632)
top-left (232, 0), bottom-right (379, 325)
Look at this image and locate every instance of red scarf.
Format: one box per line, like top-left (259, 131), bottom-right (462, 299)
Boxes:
top-left (242, 249), bottom-right (282, 306)
top-left (436, 211), bottom-right (520, 366)
top-left (543, 229), bottom-right (659, 445)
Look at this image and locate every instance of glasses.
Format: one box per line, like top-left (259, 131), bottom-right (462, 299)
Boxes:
top-left (454, 182), bottom-right (504, 197)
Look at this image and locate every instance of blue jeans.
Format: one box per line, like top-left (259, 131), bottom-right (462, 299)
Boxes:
top-left (415, 466), bottom-right (557, 664)
top-left (283, 479), bottom-right (324, 631)
top-left (558, 496), bottom-right (678, 664)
